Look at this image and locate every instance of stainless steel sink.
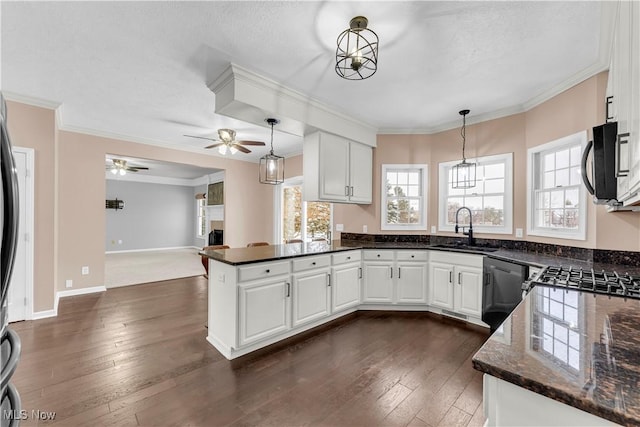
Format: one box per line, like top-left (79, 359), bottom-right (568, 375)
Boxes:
top-left (430, 244), bottom-right (498, 253)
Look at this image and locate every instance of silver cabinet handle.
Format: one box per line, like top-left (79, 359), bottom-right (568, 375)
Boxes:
top-left (350, 186), bottom-right (354, 196)
top-left (266, 269), bottom-right (270, 273)
top-left (390, 267), bottom-right (393, 278)
top-left (449, 271), bottom-right (453, 283)
top-left (345, 186), bottom-right (349, 196)
top-left (458, 272), bottom-right (462, 285)
top-left (286, 282), bottom-right (290, 298)
top-left (359, 267), bottom-right (362, 279)
top-left (616, 132), bottom-right (630, 177)
top-left (327, 273), bottom-right (331, 287)
top-left (312, 261), bottom-right (316, 266)
top-left (398, 267), bottom-right (401, 279)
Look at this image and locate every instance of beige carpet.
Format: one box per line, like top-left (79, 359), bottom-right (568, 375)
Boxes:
top-left (105, 248), bottom-right (205, 288)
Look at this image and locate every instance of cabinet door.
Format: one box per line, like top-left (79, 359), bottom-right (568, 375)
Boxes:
top-left (363, 262), bottom-right (394, 303)
top-left (319, 133), bottom-right (350, 201)
top-left (396, 262), bottom-right (427, 304)
top-left (332, 264), bottom-right (361, 313)
top-left (349, 142), bottom-right (373, 204)
top-left (292, 270), bottom-right (331, 328)
top-left (627, 0), bottom-right (640, 196)
top-left (616, 0), bottom-right (632, 201)
top-left (238, 279), bottom-right (290, 346)
top-left (454, 267), bottom-right (483, 318)
top-left (429, 262), bottom-right (454, 310)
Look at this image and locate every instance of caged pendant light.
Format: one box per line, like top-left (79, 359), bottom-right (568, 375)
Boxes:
top-left (335, 16), bottom-right (379, 80)
top-left (259, 118), bottom-right (285, 185)
top-left (451, 109), bottom-right (476, 189)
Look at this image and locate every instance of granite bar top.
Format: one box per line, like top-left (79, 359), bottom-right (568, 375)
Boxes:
top-left (472, 285), bottom-right (640, 426)
top-left (202, 239), bottom-right (640, 275)
top-left (200, 241), bottom-right (360, 266)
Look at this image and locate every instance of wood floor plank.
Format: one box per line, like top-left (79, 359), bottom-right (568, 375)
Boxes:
top-left (10, 276), bottom-right (489, 426)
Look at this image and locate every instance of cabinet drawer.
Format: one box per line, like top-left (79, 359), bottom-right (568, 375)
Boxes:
top-left (332, 250), bottom-right (362, 265)
top-left (363, 250), bottom-right (394, 261)
top-left (238, 261), bottom-right (290, 282)
top-left (396, 250), bottom-right (428, 262)
top-left (429, 251), bottom-right (482, 268)
top-left (292, 255), bottom-right (331, 272)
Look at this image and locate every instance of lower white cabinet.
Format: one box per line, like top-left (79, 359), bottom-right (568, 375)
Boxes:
top-left (362, 250), bottom-right (428, 304)
top-left (429, 252), bottom-right (483, 319)
top-left (331, 262), bottom-right (361, 312)
top-left (238, 278), bottom-right (291, 347)
top-left (292, 268), bottom-right (331, 328)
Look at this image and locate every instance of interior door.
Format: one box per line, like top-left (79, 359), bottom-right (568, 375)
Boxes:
top-left (8, 150), bottom-right (27, 322)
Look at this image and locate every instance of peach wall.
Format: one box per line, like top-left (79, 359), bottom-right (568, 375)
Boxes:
top-left (6, 101), bottom-right (57, 312)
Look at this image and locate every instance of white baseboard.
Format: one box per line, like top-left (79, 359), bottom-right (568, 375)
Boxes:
top-left (106, 246), bottom-right (199, 254)
top-left (31, 286), bottom-right (107, 320)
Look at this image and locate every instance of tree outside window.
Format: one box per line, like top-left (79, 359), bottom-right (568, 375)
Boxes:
top-left (382, 165), bottom-right (427, 230)
top-left (282, 185), bottom-right (332, 242)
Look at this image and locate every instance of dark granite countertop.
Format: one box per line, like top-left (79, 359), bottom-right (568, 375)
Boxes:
top-left (472, 285), bottom-right (640, 425)
top-left (202, 240), bottom-right (640, 275)
top-left (200, 241), bottom-right (360, 266)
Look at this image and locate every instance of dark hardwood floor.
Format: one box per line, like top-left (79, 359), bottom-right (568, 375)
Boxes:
top-left (11, 276), bottom-right (489, 426)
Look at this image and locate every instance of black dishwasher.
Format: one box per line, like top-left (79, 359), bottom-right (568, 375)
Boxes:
top-left (482, 257), bottom-right (529, 333)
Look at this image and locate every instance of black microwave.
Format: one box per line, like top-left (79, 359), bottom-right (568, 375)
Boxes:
top-left (581, 122), bottom-right (618, 204)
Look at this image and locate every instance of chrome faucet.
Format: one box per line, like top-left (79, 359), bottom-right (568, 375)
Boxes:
top-left (455, 206), bottom-right (475, 246)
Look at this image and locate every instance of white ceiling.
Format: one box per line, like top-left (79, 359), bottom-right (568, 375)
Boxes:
top-left (2, 1), bottom-right (609, 164)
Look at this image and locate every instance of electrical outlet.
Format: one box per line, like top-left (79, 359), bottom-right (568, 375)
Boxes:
top-left (82, 266), bottom-right (89, 275)
top-left (65, 279), bottom-right (73, 288)
top-left (118, 239), bottom-right (123, 244)
top-left (363, 225), bottom-right (368, 233)
top-left (515, 228), bottom-right (524, 238)
top-left (431, 226), bottom-right (436, 234)
top-left (335, 224), bottom-right (344, 231)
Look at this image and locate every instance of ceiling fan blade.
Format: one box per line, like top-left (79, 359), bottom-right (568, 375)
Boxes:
top-left (184, 134), bottom-right (219, 142)
top-left (235, 140), bottom-right (266, 146)
top-left (234, 144), bottom-right (251, 154)
top-left (128, 166), bottom-right (149, 171)
top-left (205, 143), bottom-right (224, 149)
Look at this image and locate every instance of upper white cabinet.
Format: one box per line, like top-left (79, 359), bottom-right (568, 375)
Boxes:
top-left (609, 0), bottom-right (640, 204)
top-left (303, 131), bottom-right (373, 204)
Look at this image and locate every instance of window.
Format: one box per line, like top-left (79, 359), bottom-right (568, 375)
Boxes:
top-left (196, 198), bottom-right (206, 238)
top-left (439, 153), bottom-right (513, 234)
top-left (381, 164), bottom-right (428, 230)
top-left (527, 131), bottom-right (587, 240)
top-left (277, 178), bottom-right (332, 243)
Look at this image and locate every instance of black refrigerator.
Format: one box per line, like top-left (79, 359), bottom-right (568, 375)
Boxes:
top-left (1, 92), bottom-right (22, 426)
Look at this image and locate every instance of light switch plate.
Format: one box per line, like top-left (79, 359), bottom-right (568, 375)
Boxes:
top-left (66, 279), bottom-right (73, 288)
top-left (363, 225), bottom-right (368, 233)
top-left (82, 266), bottom-right (89, 275)
top-left (431, 226), bottom-right (436, 234)
top-left (335, 224), bottom-right (344, 231)
top-left (515, 228), bottom-right (523, 238)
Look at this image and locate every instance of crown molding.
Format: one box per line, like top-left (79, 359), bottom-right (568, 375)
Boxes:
top-left (105, 171), bottom-right (202, 187)
top-left (2, 91), bottom-right (62, 110)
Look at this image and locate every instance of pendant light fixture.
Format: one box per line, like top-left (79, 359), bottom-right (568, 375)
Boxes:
top-left (451, 109), bottom-right (476, 189)
top-left (259, 118), bottom-right (284, 185)
top-left (335, 16), bottom-right (379, 80)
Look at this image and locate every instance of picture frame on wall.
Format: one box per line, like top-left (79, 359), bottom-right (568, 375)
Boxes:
top-left (207, 182), bottom-right (224, 206)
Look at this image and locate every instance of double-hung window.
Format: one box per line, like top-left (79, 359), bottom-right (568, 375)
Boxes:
top-left (381, 164), bottom-right (428, 230)
top-left (277, 177), bottom-right (333, 242)
top-left (527, 131), bottom-right (587, 240)
top-left (196, 198), bottom-right (206, 238)
top-left (438, 153), bottom-right (513, 234)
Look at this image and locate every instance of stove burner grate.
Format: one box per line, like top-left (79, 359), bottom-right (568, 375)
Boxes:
top-left (531, 265), bottom-right (640, 299)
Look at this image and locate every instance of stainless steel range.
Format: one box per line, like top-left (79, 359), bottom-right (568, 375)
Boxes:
top-left (524, 265), bottom-right (640, 299)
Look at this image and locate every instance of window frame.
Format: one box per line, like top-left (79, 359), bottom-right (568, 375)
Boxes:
top-left (438, 153), bottom-right (513, 235)
top-left (275, 176), bottom-right (334, 243)
top-left (526, 131), bottom-right (587, 241)
top-left (196, 198), bottom-right (206, 238)
top-left (380, 164), bottom-right (428, 231)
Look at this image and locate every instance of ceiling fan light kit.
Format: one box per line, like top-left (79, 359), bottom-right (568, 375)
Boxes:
top-left (259, 118), bottom-right (284, 185)
top-left (451, 109), bottom-right (477, 189)
top-left (185, 128), bottom-right (265, 155)
top-left (336, 16), bottom-right (379, 80)
top-left (108, 158), bottom-right (149, 176)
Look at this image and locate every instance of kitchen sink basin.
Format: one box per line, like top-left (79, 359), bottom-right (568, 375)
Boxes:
top-left (430, 244), bottom-right (498, 253)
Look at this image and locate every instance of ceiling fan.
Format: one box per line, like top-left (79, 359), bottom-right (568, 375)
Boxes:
top-left (184, 129), bottom-right (265, 154)
top-left (107, 159), bottom-right (149, 176)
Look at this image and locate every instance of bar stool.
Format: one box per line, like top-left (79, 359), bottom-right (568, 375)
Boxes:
top-left (247, 242), bottom-right (269, 247)
top-left (201, 245), bottom-right (229, 276)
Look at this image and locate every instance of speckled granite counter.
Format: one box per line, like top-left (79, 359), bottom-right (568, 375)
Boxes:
top-left (472, 285), bottom-right (640, 426)
top-left (200, 241), bottom-right (358, 266)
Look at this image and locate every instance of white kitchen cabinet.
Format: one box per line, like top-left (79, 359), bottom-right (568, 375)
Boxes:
top-left (362, 250), bottom-right (428, 304)
top-left (331, 250), bottom-right (362, 313)
top-left (429, 251), bottom-right (483, 319)
top-left (303, 131), bottom-right (372, 204)
top-left (292, 268), bottom-right (331, 328)
top-left (608, 0), bottom-right (640, 204)
top-left (238, 278), bottom-right (291, 347)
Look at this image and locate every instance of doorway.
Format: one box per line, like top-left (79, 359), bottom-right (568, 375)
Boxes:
top-left (8, 147), bottom-right (34, 322)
